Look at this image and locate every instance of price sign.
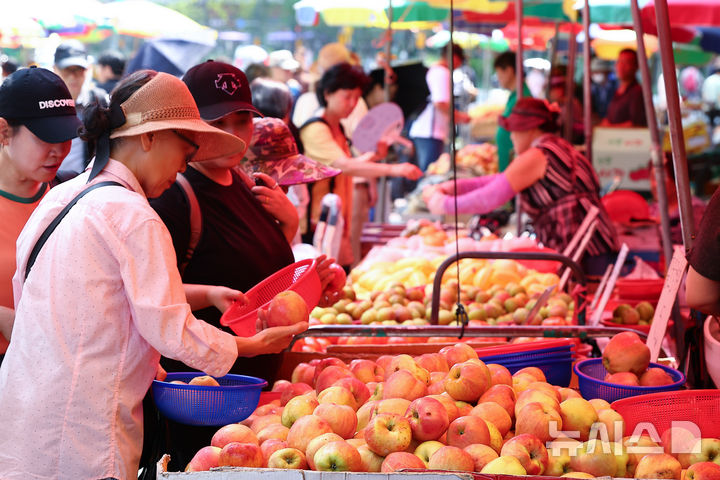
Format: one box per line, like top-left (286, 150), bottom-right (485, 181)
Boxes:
top-left (647, 246), bottom-right (687, 361)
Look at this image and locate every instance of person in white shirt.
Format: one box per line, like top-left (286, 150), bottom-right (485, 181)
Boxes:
top-left (0, 70), bottom-right (306, 480)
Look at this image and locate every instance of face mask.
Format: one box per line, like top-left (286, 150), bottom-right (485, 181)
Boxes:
top-left (592, 73), bottom-right (606, 84)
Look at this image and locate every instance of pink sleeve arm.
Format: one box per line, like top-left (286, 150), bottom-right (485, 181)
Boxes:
top-left (452, 176), bottom-right (498, 195)
top-left (444, 173), bottom-right (516, 214)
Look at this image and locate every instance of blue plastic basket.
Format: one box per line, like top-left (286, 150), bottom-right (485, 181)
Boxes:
top-left (482, 350), bottom-right (574, 365)
top-left (152, 372), bottom-right (267, 426)
top-left (574, 358), bottom-right (685, 403)
top-left (479, 345), bottom-right (574, 363)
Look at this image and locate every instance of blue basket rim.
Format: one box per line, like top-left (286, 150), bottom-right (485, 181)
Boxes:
top-left (153, 372), bottom-right (268, 390)
top-left (573, 358), bottom-right (685, 391)
top-left (479, 345), bottom-right (574, 359)
top-left (483, 351), bottom-right (575, 362)
top-left (494, 359), bottom-right (574, 368)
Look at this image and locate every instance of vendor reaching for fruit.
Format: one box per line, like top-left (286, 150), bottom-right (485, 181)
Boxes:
top-left (0, 70), bottom-right (307, 480)
top-left (423, 98), bottom-right (617, 260)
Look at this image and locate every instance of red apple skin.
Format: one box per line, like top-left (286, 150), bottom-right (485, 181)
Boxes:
top-left (446, 415), bottom-right (491, 449)
top-left (602, 331), bottom-right (651, 376)
top-left (305, 432), bottom-right (344, 470)
top-left (471, 401), bottom-right (512, 437)
top-left (279, 382), bottom-right (313, 406)
top-left (515, 401), bottom-right (563, 444)
top-left (383, 369), bottom-right (427, 402)
top-left (266, 290), bottom-right (308, 327)
top-left (260, 439), bottom-right (287, 464)
top-left (211, 423), bottom-right (258, 448)
top-left (604, 371), bottom-right (640, 386)
top-left (267, 447), bottom-right (308, 469)
top-left (405, 396), bottom-right (450, 442)
top-left (314, 403), bottom-right (358, 439)
top-left (313, 440), bottom-right (363, 472)
top-left (251, 414), bottom-right (282, 434)
top-left (635, 453), bottom-right (682, 479)
top-left (334, 376), bottom-right (371, 408)
top-left (257, 423), bottom-right (289, 444)
top-left (479, 384), bottom-right (517, 419)
top-left (286, 414), bottom-right (333, 453)
top-left (350, 359), bottom-right (384, 383)
top-left (640, 367), bottom-right (674, 386)
top-left (185, 446), bottom-right (221, 472)
top-left (464, 443), bottom-right (500, 471)
top-left (254, 403), bottom-right (282, 417)
top-left (315, 366), bottom-right (353, 393)
top-left (428, 445), bottom-right (475, 472)
top-left (381, 451), bottom-right (427, 472)
top-left (218, 442), bottom-right (263, 467)
top-left (364, 413), bottom-right (413, 456)
top-left (514, 366), bottom-right (546, 383)
top-left (291, 363), bottom-right (315, 386)
top-left (440, 343), bottom-right (479, 368)
top-left (500, 433), bottom-right (549, 475)
top-left (687, 462), bottom-right (720, 480)
top-left (415, 353), bottom-right (450, 373)
top-left (427, 394), bottom-right (460, 423)
top-left (444, 361), bottom-right (491, 403)
top-left (487, 363), bottom-right (513, 386)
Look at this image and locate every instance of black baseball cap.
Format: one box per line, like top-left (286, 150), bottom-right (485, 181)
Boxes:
top-left (182, 60), bottom-right (261, 121)
top-left (0, 67), bottom-right (82, 143)
top-left (54, 40), bottom-right (89, 70)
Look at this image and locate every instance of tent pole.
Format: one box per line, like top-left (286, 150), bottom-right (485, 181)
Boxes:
top-left (654, 0), bottom-right (695, 251)
top-left (630, 0), bottom-right (673, 271)
top-left (582, 0), bottom-right (592, 162)
top-left (515, 0), bottom-right (524, 235)
top-left (564, 23), bottom-right (577, 142)
top-left (546, 21), bottom-right (561, 99)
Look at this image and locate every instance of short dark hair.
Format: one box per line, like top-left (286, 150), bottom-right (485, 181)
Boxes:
top-left (493, 51), bottom-right (516, 72)
top-left (1, 59), bottom-right (18, 76)
top-left (441, 43), bottom-right (465, 63)
top-left (245, 62), bottom-right (270, 83)
top-left (618, 48), bottom-right (639, 66)
top-left (316, 62), bottom-right (370, 107)
top-left (97, 51), bottom-right (125, 76)
top-left (250, 78), bottom-right (293, 119)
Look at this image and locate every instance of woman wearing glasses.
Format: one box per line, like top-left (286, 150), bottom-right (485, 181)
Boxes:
top-left (0, 70), bottom-right (306, 480)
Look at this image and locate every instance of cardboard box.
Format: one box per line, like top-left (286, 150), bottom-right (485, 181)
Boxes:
top-left (592, 127), bottom-right (652, 192)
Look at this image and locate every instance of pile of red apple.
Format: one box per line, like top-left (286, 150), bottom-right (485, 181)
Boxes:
top-left (602, 332), bottom-right (675, 387)
top-left (182, 343), bottom-right (719, 479)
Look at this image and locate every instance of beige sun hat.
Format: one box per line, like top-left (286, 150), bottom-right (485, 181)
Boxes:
top-left (109, 72), bottom-right (246, 162)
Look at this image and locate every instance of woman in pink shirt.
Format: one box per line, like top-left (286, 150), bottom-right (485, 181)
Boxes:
top-left (0, 70), bottom-right (306, 480)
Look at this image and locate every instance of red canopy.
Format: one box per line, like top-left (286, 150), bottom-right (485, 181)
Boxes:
top-left (641, 0), bottom-right (720, 27)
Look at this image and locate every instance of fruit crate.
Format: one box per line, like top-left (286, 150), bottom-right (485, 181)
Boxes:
top-left (427, 251), bottom-right (587, 326)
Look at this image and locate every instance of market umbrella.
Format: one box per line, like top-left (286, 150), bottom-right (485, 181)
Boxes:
top-left (641, 0), bottom-right (720, 27)
top-left (125, 38), bottom-right (214, 77)
top-left (425, 29), bottom-right (510, 50)
top-left (294, 0), bottom-right (447, 29)
top-left (0, 12), bottom-right (45, 48)
top-left (101, 0), bottom-right (217, 44)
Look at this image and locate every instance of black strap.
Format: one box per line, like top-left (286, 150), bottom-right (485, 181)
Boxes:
top-left (174, 173), bottom-right (202, 275)
top-left (24, 181), bottom-right (124, 282)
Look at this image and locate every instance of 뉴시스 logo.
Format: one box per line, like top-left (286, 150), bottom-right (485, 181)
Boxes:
top-left (546, 420), bottom-right (702, 456)
top-left (215, 73), bottom-right (240, 96)
top-left (38, 99), bottom-right (75, 109)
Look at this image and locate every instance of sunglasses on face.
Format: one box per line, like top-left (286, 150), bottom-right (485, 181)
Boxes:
top-left (171, 130), bottom-right (200, 164)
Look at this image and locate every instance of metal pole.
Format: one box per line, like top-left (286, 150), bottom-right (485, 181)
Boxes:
top-left (375, 1), bottom-right (395, 224)
top-left (546, 21), bottom-right (561, 100)
top-left (654, 0), bottom-right (695, 251)
top-left (564, 24), bottom-right (577, 142)
top-left (630, 0), bottom-right (673, 270)
top-left (515, 0), bottom-right (524, 235)
top-left (582, 0), bottom-right (592, 161)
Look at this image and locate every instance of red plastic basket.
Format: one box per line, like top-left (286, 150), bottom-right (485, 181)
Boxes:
top-left (614, 278), bottom-right (665, 302)
top-left (476, 339), bottom-right (576, 357)
top-left (220, 259), bottom-right (321, 336)
top-left (611, 390), bottom-right (720, 438)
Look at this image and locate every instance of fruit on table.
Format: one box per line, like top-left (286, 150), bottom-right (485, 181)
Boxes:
top-left (184, 349), bottom-right (676, 476)
top-left (602, 331), bottom-right (651, 376)
top-left (609, 301), bottom-right (655, 325)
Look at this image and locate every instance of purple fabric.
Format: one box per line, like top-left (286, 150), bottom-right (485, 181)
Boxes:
top-left (443, 173), bottom-right (515, 214)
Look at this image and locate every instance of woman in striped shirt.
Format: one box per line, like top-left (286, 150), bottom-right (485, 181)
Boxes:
top-left (425, 97), bottom-right (617, 257)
